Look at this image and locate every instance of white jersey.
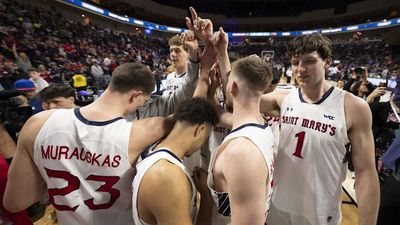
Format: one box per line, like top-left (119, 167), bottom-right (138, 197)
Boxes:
top-left (263, 114), bottom-right (280, 158)
top-left (162, 71), bottom-right (186, 96)
top-left (200, 122), bottom-right (231, 170)
top-left (207, 123), bottom-right (275, 224)
top-left (132, 149), bottom-right (197, 225)
top-left (272, 87), bottom-right (349, 225)
top-left (33, 108), bottom-right (134, 225)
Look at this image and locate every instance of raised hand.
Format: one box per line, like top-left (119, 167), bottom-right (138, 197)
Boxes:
top-left (181, 30), bottom-right (199, 62)
top-left (185, 7), bottom-right (213, 43)
top-left (181, 30), bottom-right (198, 52)
top-left (211, 27), bottom-right (228, 56)
top-left (199, 42), bottom-right (216, 73)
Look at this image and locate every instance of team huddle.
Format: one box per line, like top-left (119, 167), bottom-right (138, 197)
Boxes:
top-left (3, 7), bottom-right (379, 225)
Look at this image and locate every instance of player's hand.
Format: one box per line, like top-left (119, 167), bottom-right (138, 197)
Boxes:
top-left (185, 7), bottom-right (213, 43)
top-left (181, 30), bottom-right (198, 52)
top-left (207, 64), bottom-right (222, 100)
top-left (181, 30), bottom-right (200, 62)
top-left (200, 43), bottom-right (216, 73)
top-left (211, 27), bottom-right (228, 56)
top-left (192, 167), bottom-right (210, 195)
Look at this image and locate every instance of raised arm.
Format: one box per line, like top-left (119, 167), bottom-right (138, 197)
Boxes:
top-left (212, 28), bottom-right (230, 94)
top-left (139, 160), bottom-right (194, 225)
top-left (346, 94), bottom-right (380, 225)
top-left (223, 139), bottom-right (269, 225)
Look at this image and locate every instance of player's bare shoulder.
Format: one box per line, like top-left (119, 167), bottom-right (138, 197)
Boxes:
top-left (20, 109), bottom-right (58, 150)
top-left (343, 91), bottom-right (372, 130)
top-left (223, 137), bottom-right (265, 166)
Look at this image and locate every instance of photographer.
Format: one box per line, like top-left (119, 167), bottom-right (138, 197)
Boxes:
top-left (0, 98), bottom-right (33, 225)
top-left (344, 67), bottom-right (375, 96)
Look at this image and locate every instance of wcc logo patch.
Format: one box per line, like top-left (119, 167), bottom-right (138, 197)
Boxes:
top-left (323, 114), bottom-right (335, 120)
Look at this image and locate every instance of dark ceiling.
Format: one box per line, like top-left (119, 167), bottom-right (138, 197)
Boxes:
top-left (151, 0), bottom-right (364, 17)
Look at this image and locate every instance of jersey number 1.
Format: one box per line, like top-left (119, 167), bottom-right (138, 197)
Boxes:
top-left (45, 168), bottom-right (120, 211)
top-left (293, 131), bottom-right (305, 158)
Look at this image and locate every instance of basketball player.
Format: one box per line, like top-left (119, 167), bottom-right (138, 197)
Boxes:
top-left (162, 34), bottom-right (197, 97)
top-left (126, 30), bottom-right (200, 120)
top-left (258, 34), bottom-right (379, 225)
top-left (3, 63), bottom-right (175, 225)
top-left (205, 54), bottom-right (275, 225)
top-left (132, 97), bottom-right (218, 225)
top-left (40, 84), bottom-right (76, 110)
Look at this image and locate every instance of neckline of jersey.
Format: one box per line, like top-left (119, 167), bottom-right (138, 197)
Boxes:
top-left (74, 108), bottom-right (123, 126)
top-left (298, 86), bottom-right (335, 105)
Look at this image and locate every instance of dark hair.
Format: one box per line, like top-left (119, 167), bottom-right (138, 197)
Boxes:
top-left (174, 97), bottom-right (219, 126)
top-left (39, 84), bottom-right (75, 101)
top-left (232, 56), bottom-right (273, 92)
top-left (109, 63), bottom-right (155, 94)
top-left (287, 33), bottom-right (332, 60)
top-left (27, 68), bottom-right (39, 73)
top-left (168, 35), bottom-right (183, 47)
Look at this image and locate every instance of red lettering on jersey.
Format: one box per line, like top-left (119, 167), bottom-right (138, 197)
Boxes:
top-left (41, 145), bottom-right (51, 159)
top-left (70, 147), bottom-right (79, 160)
top-left (86, 152), bottom-right (92, 163)
top-left (91, 153), bottom-right (102, 166)
top-left (309, 120), bottom-right (315, 129)
top-left (102, 155), bottom-right (111, 167)
top-left (321, 123), bottom-right (328, 133)
top-left (58, 146), bottom-right (69, 160)
top-left (329, 127), bottom-right (336, 136)
top-left (79, 148), bottom-right (86, 161)
top-left (50, 146), bottom-right (58, 159)
top-left (112, 155), bottom-right (121, 168)
top-left (302, 118), bottom-right (309, 127)
top-left (315, 122), bottom-right (322, 131)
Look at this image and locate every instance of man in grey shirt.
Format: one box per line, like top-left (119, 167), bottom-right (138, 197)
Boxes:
top-left (126, 32), bottom-right (201, 121)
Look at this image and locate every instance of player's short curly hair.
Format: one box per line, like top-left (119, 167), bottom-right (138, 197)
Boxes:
top-left (174, 97), bottom-right (219, 126)
top-left (287, 33), bottom-right (332, 60)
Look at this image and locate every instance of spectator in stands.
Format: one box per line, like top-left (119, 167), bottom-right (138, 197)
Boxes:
top-left (344, 67), bottom-right (374, 95)
top-left (27, 69), bottom-right (49, 93)
top-left (370, 77), bottom-right (400, 180)
top-left (37, 64), bottom-right (52, 83)
top-left (12, 44), bottom-right (32, 72)
top-left (337, 79), bottom-right (345, 89)
top-left (90, 59), bottom-right (104, 90)
top-left (14, 79), bottom-right (42, 114)
top-left (39, 84), bottom-right (76, 110)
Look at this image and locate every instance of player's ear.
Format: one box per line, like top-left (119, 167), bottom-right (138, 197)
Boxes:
top-left (129, 89), bottom-right (144, 103)
top-left (324, 57), bottom-right (332, 70)
top-left (194, 124), bottom-right (205, 137)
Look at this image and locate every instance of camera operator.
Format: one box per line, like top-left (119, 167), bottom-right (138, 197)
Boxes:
top-left (0, 92), bottom-right (35, 224)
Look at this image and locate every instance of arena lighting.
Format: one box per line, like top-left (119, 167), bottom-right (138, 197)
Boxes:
top-left (59, 0), bottom-right (400, 36)
top-left (144, 29), bottom-right (152, 35)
